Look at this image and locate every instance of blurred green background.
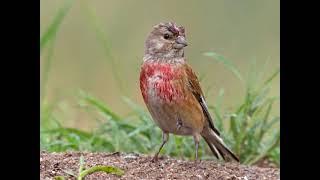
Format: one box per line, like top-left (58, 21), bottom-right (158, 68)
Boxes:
top-left (41, 0), bottom-right (279, 130)
top-left (40, 0), bottom-right (279, 166)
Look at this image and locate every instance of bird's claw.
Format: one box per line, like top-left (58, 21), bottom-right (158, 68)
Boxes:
top-left (176, 118), bottom-right (182, 131)
top-left (151, 155), bottom-right (159, 163)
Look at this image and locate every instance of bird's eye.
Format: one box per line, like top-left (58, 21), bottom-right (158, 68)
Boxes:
top-left (163, 34), bottom-right (170, 39)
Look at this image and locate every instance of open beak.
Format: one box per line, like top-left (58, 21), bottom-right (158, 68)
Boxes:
top-left (176, 36), bottom-right (188, 47)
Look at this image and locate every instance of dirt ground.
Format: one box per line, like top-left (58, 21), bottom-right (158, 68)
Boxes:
top-left (40, 151), bottom-right (279, 180)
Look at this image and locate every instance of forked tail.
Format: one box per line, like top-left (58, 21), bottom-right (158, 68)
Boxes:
top-left (201, 127), bottom-right (240, 162)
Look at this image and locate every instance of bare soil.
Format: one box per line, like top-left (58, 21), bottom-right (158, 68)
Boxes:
top-left (40, 151), bottom-right (279, 180)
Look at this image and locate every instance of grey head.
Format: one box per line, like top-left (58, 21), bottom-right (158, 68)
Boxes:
top-left (144, 22), bottom-right (188, 59)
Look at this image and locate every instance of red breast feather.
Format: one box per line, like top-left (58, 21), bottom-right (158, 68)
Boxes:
top-left (140, 62), bottom-right (184, 103)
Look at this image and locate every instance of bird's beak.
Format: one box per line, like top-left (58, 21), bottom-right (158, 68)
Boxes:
top-left (175, 36), bottom-right (188, 47)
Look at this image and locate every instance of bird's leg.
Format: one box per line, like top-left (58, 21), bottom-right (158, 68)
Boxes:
top-left (176, 117), bottom-right (182, 131)
top-left (193, 134), bottom-right (201, 164)
top-left (152, 132), bottom-right (169, 162)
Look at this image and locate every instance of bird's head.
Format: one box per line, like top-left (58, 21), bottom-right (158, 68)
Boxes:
top-left (144, 22), bottom-right (187, 59)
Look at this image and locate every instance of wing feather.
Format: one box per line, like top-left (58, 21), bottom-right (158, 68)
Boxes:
top-left (184, 63), bottom-right (221, 136)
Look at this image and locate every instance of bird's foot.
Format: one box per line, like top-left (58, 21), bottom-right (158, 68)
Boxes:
top-left (176, 118), bottom-right (182, 131)
top-left (194, 159), bottom-right (200, 166)
top-left (151, 155), bottom-right (159, 163)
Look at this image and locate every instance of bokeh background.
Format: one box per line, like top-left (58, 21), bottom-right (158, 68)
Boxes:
top-left (41, 0), bottom-right (279, 133)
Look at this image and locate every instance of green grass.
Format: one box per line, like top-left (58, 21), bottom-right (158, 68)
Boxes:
top-left (204, 52), bottom-right (280, 165)
top-left (41, 0), bottom-right (72, 150)
top-left (53, 155), bottom-right (124, 180)
top-left (40, 0), bottom-right (279, 167)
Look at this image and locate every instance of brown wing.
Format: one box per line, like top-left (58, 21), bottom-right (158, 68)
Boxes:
top-left (184, 63), bottom-right (221, 136)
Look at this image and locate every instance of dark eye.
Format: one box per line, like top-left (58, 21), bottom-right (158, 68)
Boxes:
top-left (163, 34), bottom-right (170, 39)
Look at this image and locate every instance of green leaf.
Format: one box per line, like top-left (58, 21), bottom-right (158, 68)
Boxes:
top-left (54, 176), bottom-right (65, 180)
top-left (78, 165), bottom-right (124, 180)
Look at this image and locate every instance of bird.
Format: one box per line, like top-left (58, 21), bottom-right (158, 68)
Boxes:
top-left (139, 22), bottom-right (239, 163)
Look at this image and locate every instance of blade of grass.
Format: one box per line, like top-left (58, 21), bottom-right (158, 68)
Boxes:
top-left (54, 176), bottom-right (66, 180)
top-left (79, 1), bottom-right (126, 95)
top-left (239, 99), bottom-right (275, 147)
top-left (78, 165), bottom-right (124, 179)
top-left (203, 52), bottom-right (244, 83)
top-left (256, 56), bottom-right (271, 86)
top-left (127, 124), bottom-right (153, 137)
top-left (209, 105), bottom-right (224, 131)
top-left (251, 87), bottom-right (271, 110)
top-left (78, 90), bottom-right (121, 121)
top-left (41, 127), bottom-right (92, 138)
top-left (122, 96), bottom-right (152, 123)
top-left (62, 169), bottom-right (76, 177)
top-left (257, 100), bottom-right (274, 140)
top-left (130, 135), bottom-right (150, 152)
top-left (263, 67), bottom-right (280, 86)
top-left (247, 131), bottom-right (280, 165)
top-left (41, 39), bottom-right (55, 102)
top-left (259, 116), bottom-right (280, 142)
top-left (78, 155), bottom-right (85, 175)
top-left (40, 0), bottom-right (74, 52)
top-left (216, 88), bottom-right (224, 107)
top-left (246, 57), bottom-right (258, 92)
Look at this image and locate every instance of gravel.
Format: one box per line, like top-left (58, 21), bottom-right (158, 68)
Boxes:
top-left (40, 151), bottom-right (279, 180)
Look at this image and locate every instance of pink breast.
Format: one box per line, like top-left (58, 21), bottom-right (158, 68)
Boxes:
top-left (140, 63), bottom-right (183, 102)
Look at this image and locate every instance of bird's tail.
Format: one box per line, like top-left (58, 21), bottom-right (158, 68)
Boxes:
top-left (201, 127), bottom-right (239, 162)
